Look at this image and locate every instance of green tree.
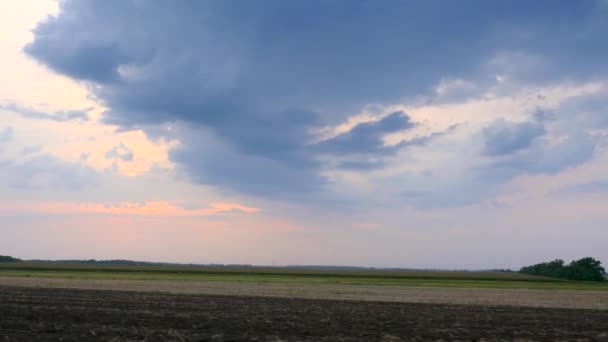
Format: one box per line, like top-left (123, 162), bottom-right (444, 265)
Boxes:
top-left (566, 257), bottom-right (606, 282)
top-left (520, 257), bottom-right (606, 282)
top-left (520, 259), bottom-right (567, 278)
top-left (0, 255), bottom-right (22, 263)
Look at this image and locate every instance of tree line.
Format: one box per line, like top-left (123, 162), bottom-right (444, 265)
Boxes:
top-left (520, 257), bottom-right (606, 282)
top-left (0, 255), bottom-right (22, 263)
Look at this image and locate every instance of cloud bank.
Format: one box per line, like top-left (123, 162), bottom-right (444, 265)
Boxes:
top-left (23, 0), bottom-right (608, 207)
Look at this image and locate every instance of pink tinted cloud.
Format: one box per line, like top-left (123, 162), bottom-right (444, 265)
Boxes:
top-left (0, 201), bottom-right (260, 217)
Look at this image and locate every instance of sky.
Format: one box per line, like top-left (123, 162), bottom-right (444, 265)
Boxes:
top-left (1, 0), bottom-right (607, 269)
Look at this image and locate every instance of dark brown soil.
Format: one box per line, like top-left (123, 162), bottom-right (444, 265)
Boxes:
top-left (1, 286), bottom-right (607, 341)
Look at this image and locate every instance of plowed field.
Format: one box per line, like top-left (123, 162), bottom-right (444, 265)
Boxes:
top-left (1, 286), bottom-right (607, 341)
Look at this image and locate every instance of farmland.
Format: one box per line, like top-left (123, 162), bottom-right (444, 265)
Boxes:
top-left (1, 262), bottom-right (608, 341)
top-left (1, 262), bottom-right (607, 290)
top-left (1, 285), bottom-right (608, 341)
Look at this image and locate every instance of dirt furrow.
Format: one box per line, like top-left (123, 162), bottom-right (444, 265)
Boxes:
top-left (1, 286), bottom-right (607, 341)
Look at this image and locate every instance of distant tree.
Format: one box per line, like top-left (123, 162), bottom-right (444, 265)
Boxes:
top-left (0, 255), bottom-right (22, 263)
top-left (520, 259), bottom-right (567, 279)
top-left (520, 257), bottom-right (605, 282)
top-left (566, 257), bottom-right (606, 282)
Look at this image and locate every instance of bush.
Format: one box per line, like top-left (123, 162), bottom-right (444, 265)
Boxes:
top-left (520, 257), bottom-right (605, 282)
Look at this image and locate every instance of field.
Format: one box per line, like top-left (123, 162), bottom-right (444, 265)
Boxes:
top-left (1, 263), bottom-right (608, 341)
top-left (2, 285), bottom-right (608, 341)
top-left (1, 262), bottom-right (607, 290)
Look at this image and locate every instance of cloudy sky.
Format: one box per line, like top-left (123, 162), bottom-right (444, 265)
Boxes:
top-left (1, 0), bottom-right (607, 269)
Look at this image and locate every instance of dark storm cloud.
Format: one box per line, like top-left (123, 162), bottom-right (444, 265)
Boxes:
top-left (476, 130), bottom-right (596, 197)
top-left (482, 119), bottom-right (546, 156)
top-left (487, 132), bottom-right (595, 175)
top-left (24, 0), bottom-right (608, 199)
top-left (314, 112), bottom-right (414, 155)
top-left (326, 121), bottom-right (459, 171)
top-left (338, 160), bottom-right (387, 171)
top-left (395, 128), bottom-right (597, 209)
top-left (554, 91), bottom-right (608, 128)
top-left (169, 128), bottom-right (327, 199)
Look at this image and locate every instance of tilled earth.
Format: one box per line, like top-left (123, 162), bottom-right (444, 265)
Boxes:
top-left (1, 286), bottom-right (607, 341)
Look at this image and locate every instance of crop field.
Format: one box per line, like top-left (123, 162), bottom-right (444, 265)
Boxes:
top-left (1, 262), bottom-right (607, 290)
top-left (1, 263), bottom-right (607, 341)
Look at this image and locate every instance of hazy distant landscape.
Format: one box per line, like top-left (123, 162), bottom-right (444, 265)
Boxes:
top-left (1, 256), bottom-right (606, 289)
